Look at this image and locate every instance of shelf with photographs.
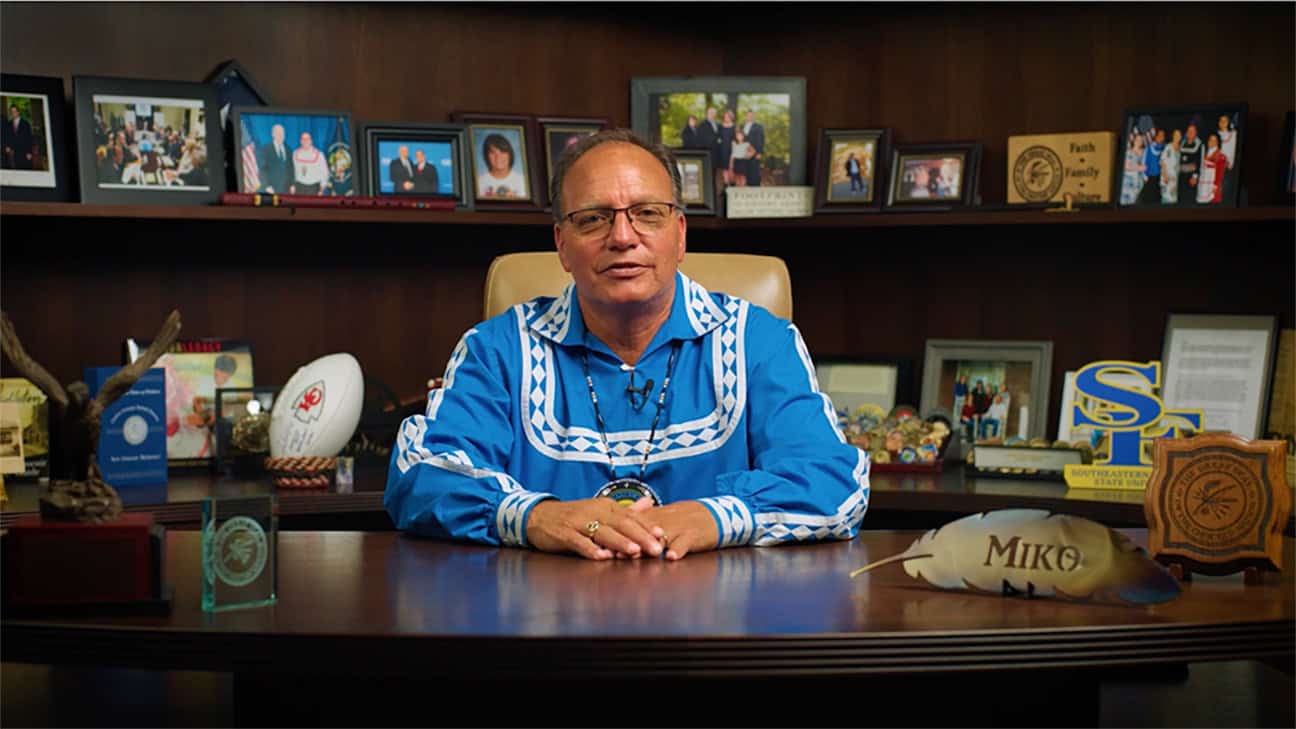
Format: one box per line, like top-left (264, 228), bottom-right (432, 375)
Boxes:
top-left (1, 201), bottom-right (1291, 230)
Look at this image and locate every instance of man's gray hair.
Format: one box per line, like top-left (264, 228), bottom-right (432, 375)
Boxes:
top-left (549, 128), bottom-right (683, 223)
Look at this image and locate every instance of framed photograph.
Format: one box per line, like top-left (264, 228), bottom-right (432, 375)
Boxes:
top-left (2, 73), bottom-right (74, 202)
top-left (357, 121), bottom-right (471, 209)
top-left (919, 339), bottom-right (1054, 444)
top-left (671, 148), bottom-right (717, 216)
top-left (536, 116), bottom-right (607, 194)
top-left (1115, 102), bottom-right (1247, 208)
top-left (72, 75), bottom-right (225, 204)
top-left (232, 106), bottom-right (355, 197)
top-left (450, 111), bottom-right (543, 210)
top-left (814, 128), bottom-right (890, 213)
top-left (204, 60), bottom-right (270, 133)
top-left (630, 76), bottom-right (807, 203)
top-left (1279, 111), bottom-right (1295, 202)
top-left (213, 385), bottom-right (277, 472)
top-left (1162, 314), bottom-right (1277, 440)
top-left (885, 142), bottom-right (981, 210)
top-left (814, 356), bottom-right (914, 416)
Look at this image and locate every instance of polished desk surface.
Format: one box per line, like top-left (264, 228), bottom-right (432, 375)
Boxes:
top-left (4, 530), bottom-right (1292, 680)
top-left (10, 463), bottom-right (1292, 535)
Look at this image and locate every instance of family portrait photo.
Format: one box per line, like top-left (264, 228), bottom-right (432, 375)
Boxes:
top-left (234, 108), bottom-right (354, 196)
top-left (1117, 104), bottom-right (1247, 208)
top-left (376, 139), bottom-right (455, 196)
top-left (471, 124), bottom-right (531, 201)
top-left (939, 361), bottom-right (1033, 443)
top-left (1, 91), bottom-right (55, 188)
top-left (660, 93), bottom-right (789, 192)
top-left (895, 153), bottom-right (964, 202)
top-left (92, 94), bottom-right (210, 190)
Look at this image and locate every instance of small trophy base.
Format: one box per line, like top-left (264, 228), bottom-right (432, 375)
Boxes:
top-left (1, 512), bottom-right (172, 616)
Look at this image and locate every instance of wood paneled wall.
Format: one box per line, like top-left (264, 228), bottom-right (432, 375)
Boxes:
top-left (2, 2), bottom-right (1293, 438)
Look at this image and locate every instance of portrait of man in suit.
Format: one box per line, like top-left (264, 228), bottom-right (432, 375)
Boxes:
top-left (741, 109), bottom-right (764, 186)
top-left (410, 148), bottom-right (439, 193)
top-left (258, 123), bottom-right (294, 194)
top-left (2, 103), bottom-right (35, 170)
top-left (390, 144), bottom-right (415, 192)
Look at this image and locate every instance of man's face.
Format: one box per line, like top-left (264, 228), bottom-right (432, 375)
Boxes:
top-left (554, 142), bottom-right (686, 313)
top-left (706, 107), bottom-right (717, 122)
top-left (1186, 124), bottom-right (1198, 141)
top-left (272, 125), bottom-right (285, 144)
top-left (414, 149), bottom-right (426, 165)
top-left (214, 369), bottom-right (231, 387)
top-left (1155, 130), bottom-right (1165, 144)
top-left (745, 111), bottom-right (754, 123)
top-left (300, 133), bottom-right (313, 150)
top-left (9, 107), bottom-right (18, 121)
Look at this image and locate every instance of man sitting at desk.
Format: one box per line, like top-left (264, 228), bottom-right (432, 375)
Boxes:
top-left (386, 129), bottom-right (869, 560)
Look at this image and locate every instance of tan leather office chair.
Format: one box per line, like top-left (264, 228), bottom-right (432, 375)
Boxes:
top-left (482, 252), bottom-right (793, 321)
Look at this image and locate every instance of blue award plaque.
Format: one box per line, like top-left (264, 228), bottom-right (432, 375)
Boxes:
top-left (201, 494), bottom-right (277, 612)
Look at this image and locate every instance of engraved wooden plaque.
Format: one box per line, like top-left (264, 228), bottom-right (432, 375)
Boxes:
top-left (1145, 433), bottom-right (1292, 576)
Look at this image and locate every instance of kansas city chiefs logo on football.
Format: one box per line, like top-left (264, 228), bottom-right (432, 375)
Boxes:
top-left (292, 381), bottom-right (327, 423)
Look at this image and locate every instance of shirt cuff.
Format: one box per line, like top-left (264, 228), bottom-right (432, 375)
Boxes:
top-left (697, 495), bottom-right (755, 548)
top-left (497, 490), bottom-right (556, 548)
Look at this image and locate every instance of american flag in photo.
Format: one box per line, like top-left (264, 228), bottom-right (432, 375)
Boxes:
top-left (240, 117), bottom-right (260, 192)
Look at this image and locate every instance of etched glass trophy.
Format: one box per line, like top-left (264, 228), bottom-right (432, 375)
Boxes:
top-left (201, 494), bottom-right (278, 612)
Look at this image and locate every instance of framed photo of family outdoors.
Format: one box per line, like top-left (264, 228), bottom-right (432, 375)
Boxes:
top-left (885, 142), bottom-right (981, 211)
top-left (1, 73), bottom-right (74, 202)
top-left (1115, 102), bottom-right (1247, 209)
top-left (536, 116), bottom-right (606, 195)
top-left (672, 148), bottom-right (717, 216)
top-left (629, 76), bottom-right (807, 201)
top-left (814, 128), bottom-right (891, 213)
top-left (357, 121), bottom-right (472, 209)
top-left (450, 111), bottom-right (544, 211)
top-left (73, 75), bottom-right (226, 205)
top-left (231, 106), bottom-right (355, 197)
top-left (919, 339), bottom-right (1054, 445)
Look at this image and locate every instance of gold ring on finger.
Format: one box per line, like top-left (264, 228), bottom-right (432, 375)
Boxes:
top-left (584, 520), bottom-right (601, 538)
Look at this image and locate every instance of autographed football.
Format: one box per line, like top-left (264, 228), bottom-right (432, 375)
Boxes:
top-left (269, 353), bottom-right (365, 459)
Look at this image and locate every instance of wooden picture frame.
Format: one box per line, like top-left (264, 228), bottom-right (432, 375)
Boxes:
top-left (1279, 110), bottom-right (1295, 203)
top-left (671, 148), bottom-right (717, 216)
top-left (231, 106), bottom-right (356, 196)
top-left (1, 73), bottom-right (74, 202)
top-left (919, 339), bottom-right (1054, 443)
top-left (630, 75), bottom-right (808, 194)
top-left (1161, 314), bottom-right (1278, 440)
top-left (814, 127), bottom-right (890, 213)
top-left (450, 111), bottom-right (544, 211)
top-left (357, 121), bottom-right (472, 210)
top-left (73, 75), bottom-right (226, 205)
top-left (885, 142), bottom-right (981, 211)
top-left (1115, 102), bottom-right (1247, 209)
top-left (536, 115), bottom-right (607, 198)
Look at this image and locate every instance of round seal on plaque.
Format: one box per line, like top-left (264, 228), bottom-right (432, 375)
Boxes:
top-left (1012, 145), bottom-right (1064, 202)
top-left (122, 414), bottom-right (149, 446)
top-left (1165, 453), bottom-right (1265, 551)
top-left (210, 515), bottom-right (269, 587)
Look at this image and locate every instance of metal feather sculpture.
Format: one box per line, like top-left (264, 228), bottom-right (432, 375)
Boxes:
top-left (0, 309), bottom-right (182, 523)
top-left (850, 509), bottom-right (1182, 605)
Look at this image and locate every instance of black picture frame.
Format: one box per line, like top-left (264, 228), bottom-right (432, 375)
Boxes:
top-left (450, 111), bottom-right (544, 211)
top-left (1114, 102), bottom-right (1247, 209)
top-left (1, 73), bottom-right (74, 202)
top-left (671, 148), bottom-right (717, 216)
top-left (630, 75), bottom-right (808, 194)
top-left (213, 385), bottom-right (278, 474)
top-left (1280, 111), bottom-right (1295, 203)
top-left (814, 128), bottom-right (891, 213)
top-left (357, 121), bottom-right (472, 209)
top-left (231, 106), bottom-right (356, 197)
top-left (73, 75), bottom-right (226, 205)
top-left (885, 142), bottom-right (981, 211)
top-left (536, 115), bottom-right (607, 197)
top-left (203, 60), bottom-right (271, 133)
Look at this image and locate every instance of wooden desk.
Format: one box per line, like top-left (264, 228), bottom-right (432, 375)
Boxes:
top-left (4, 530), bottom-right (1292, 726)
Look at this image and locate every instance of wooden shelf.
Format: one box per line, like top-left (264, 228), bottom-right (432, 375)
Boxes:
top-left (2, 200), bottom-right (1291, 229)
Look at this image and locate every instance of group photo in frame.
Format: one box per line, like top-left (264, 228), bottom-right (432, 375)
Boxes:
top-left (1116, 102), bottom-right (1247, 208)
top-left (1161, 313), bottom-right (1278, 441)
top-left (813, 128), bottom-right (891, 213)
top-left (450, 111), bottom-right (543, 210)
top-left (357, 121), bottom-right (472, 209)
top-left (919, 339), bottom-right (1054, 446)
top-left (671, 148), bottom-right (717, 216)
top-left (885, 142), bottom-right (981, 211)
top-left (73, 75), bottom-right (226, 204)
top-left (630, 76), bottom-right (807, 201)
top-left (1, 73), bottom-right (73, 202)
top-left (536, 116), bottom-right (607, 194)
top-left (231, 106), bottom-right (355, 196)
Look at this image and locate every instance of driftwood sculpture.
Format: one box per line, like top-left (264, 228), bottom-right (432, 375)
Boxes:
top-left (0, 309), bottom-right (182, 523)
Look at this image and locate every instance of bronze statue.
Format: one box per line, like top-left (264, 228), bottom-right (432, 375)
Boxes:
top-left (0, 310), bottom-right (182, 523)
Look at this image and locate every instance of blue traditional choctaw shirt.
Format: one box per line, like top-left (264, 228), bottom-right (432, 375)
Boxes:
top-left (385, 271), bottom-right (870, 548)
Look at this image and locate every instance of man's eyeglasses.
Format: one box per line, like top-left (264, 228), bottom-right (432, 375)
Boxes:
top-left (562, 202), bottom-right (678, 237)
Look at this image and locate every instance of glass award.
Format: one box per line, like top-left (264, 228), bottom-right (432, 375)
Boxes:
top-left (201, 494), bottom-right (278, 612)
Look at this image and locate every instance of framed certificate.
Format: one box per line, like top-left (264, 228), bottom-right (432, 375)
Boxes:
top-left (1161, 314), bottom-right (1278, 440)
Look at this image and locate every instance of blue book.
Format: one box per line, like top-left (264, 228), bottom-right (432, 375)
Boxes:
top-left (85, 366), bottom-right (168, 487)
